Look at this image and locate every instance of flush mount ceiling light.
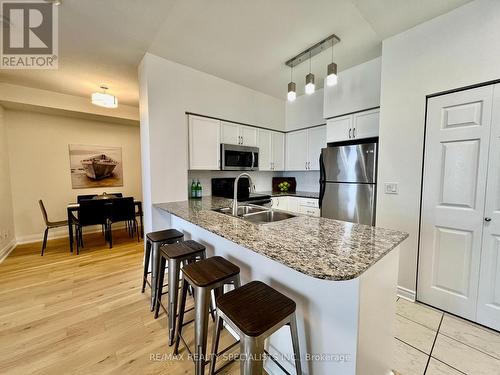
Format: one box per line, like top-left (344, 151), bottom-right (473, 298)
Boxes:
top-left (43, 0), bottom-right (62, 5)
top-left (305, 51), bottom-right (315, 95)
top-left (287, 66), bottom-right (296, 102)
top-left (285, 33), bottom-right (340, 99)
top-left (91, 86), bottom-right (118, 109)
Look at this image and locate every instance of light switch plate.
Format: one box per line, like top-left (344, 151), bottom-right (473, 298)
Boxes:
top-left (384, 183), bottom-right (399, 194)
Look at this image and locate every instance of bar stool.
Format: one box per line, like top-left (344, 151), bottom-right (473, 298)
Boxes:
top-left (209, 281), bottom-right (302, 375)
top-left (154, 240), bottom-right (207, 345)
top-left (174, 256), bottom-right (241, 375)
top-left (141, 229), bottom-right (184, 310)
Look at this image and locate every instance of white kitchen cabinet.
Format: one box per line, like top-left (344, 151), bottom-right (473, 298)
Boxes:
top-left (307, 126), bottom-right (326, 170)
top-left (271, 131), bottom-right (285, 171)
top-left (257, 130), bottom-right (272, 171)
top-left (240, 125), bottom-right (258, 147)
top-left (220, 121), bottom-right (240, 145)
top-left (353, 109), bottom-right (380, 139)
top-left (221, 121), bottom-right (257, 146)
top-left (272, 196), bottom-right (319, 217)
top-left (271, 196), bottom-right (289, 211)
top-left (188, 115), bottom-right (220, 170)
top-left (286, 130), bottom-right (308, 171)
top-left (286, 127), bottom-right (326, 171)
top-left (258, 130), bottom-right (285, 171)
top-left (326, 109), bottom-right (379, 143)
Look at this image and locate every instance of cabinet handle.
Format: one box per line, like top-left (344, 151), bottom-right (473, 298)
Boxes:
top-left (485, 217), bottom-right (492, 222)
top-left (349, 128), bottom-right (352, 139)
top-left (353, 128), bottom-right (356, 138)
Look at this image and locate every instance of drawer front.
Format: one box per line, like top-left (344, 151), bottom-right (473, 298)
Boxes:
top-left (298, 198), bottom-right (319, 208)
top-left (298, 206), bottom-right (320, 217)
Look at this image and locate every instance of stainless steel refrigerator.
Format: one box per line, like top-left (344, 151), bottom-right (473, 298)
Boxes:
top-left (319, 141), bottom-right (378, 225)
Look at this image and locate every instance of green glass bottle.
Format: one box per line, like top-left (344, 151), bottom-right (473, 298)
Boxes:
top-left (190, 179), bottom-right (196, 199)
top-left (196, 179), bottom-right (202, 198)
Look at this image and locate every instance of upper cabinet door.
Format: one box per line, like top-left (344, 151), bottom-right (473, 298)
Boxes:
top-left (353, 109), bottom-right (379, 139)
top-left (307, 126), bottom-right (326, 170)
top-left (188, 115), bottom-right (220, 170)
top-left (240, 125), bottom-right (258, 147)
top-left (257, 129), bottom-right (272, 171)
top-left (326, 115), bottom-right (352, 143)
top-left (221, 121), bottom-right (240, 145)
top-left (286, 130), bottom-right (308, 171)
top-left (271, 131), bottom-right (285, 171)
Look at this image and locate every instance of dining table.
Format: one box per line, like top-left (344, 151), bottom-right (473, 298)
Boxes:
top-left (66, 199), bottom-right (143, 252)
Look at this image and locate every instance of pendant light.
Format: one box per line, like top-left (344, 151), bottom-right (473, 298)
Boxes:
top-left (326, 40), bottom-right (338, 86)
top-left (91, 86), bottom-right (118, 109)
top-left (305, 51), bottom-right (315, 95)
top-left (287, 66), bottom-right (296, 102)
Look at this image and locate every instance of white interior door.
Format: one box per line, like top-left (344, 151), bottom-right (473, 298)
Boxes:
top-left (418, 86), bottom-right (493, 320)
top-left (477, 84), bottom-right (500, 330)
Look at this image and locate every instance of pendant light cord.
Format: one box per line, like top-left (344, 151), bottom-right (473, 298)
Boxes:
top-left (309, 50), bottom-right (312, 73)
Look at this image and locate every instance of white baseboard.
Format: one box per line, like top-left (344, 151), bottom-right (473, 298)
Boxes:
top-left (397, 285), bottom-right (416, 302)
top-left (0, 239), bottom-right (17, 263)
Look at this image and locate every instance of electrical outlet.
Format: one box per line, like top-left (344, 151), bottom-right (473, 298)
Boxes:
top-left (384, 183), bottom-right (399, 195)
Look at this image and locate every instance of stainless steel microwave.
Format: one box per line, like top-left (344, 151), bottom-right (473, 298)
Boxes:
top-left (220, 144), bottom-right (259, 171)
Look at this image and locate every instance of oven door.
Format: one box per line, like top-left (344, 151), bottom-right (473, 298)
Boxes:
top-left (221, 144), bottom-right (259, 171)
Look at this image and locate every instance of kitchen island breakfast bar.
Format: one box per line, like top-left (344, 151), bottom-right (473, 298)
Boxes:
top-left (155, 197), bottom-right (408, 375)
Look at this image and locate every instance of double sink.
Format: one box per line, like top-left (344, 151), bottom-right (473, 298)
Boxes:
top-left (212, 204), bottom-right (296, 224)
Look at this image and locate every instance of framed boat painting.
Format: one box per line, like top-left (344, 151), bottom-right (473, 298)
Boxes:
top-left (69, 144), bottom-right (123, 189)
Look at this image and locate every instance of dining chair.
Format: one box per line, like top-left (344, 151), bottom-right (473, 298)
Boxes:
top-left (77, 194), bottom-right (97, 203)
top-left (71, 199), bottom-right (109, 254)
top-left (38, 200), bottom-right (68, 256)
top-left (107, 197), bottom-right (139, 248)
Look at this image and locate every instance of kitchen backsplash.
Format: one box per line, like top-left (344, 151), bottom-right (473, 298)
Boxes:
top-left (187, 170), bottom-right (281, 196)
top-left (282, 171), bottom-right (320, 192)
top-left (187, 170), bottom-right (320, 196)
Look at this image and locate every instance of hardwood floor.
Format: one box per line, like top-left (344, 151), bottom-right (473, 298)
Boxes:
top-left (0, 231), bottom-right (239, 375)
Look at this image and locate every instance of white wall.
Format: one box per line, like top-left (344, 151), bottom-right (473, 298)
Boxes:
top-left (0, 106), bottom-right (16, 259)
top-left (139, 53), bottom-right (285, 232)
top-left (377, 0), bottom-right (500, 295)
top-left (286, 89), bottom-right (324, 131)
top-left (5, 110), bottom-right (142, 242)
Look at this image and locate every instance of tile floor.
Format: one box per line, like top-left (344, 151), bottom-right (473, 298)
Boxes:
top-left (393, 298), bottom-right (500, 375)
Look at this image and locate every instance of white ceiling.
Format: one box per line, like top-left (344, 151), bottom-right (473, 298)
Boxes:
top-left (0, 0), bottom-right (471, 106)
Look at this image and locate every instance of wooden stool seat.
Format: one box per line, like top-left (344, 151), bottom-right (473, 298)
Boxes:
top-left (182, 256), bottom-right (240, 287)
top-left (216, 281), bottom-right (296, 337)
top-left (209, 281), bottom-right (302, 375)
top-left (161, 240), bottom-right (206, 259)
top-left (146, 229), bottom-right (183, 242)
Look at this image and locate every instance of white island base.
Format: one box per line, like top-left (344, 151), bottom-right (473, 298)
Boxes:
top-left (169, 214), bottom-right (399, 375)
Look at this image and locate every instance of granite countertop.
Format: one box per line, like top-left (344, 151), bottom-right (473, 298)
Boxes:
top-left (258, 191), bottom-right (320, 199)
top-left (154, 197), bottom-right (408, 281)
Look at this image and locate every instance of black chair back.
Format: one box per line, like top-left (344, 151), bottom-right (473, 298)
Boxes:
top-left (109, 197), bottom-right (135, 223)
top-left (77, 194), bottom-right (97, 203)
top-left (78, 199), bottom-right (109, 226)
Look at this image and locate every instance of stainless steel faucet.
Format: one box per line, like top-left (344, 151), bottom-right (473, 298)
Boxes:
top-left (232, 173), bottom-right (254, 216)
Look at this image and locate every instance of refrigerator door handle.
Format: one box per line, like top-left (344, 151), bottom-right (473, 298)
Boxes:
top-left (319, 152), bottom-right (326, 208)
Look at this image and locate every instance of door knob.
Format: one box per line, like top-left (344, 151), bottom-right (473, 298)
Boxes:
top-left (485, 217), bottom-right (492, 222)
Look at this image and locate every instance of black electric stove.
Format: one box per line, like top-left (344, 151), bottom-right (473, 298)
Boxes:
top-left (211, 177), bottom-right (271, 204)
